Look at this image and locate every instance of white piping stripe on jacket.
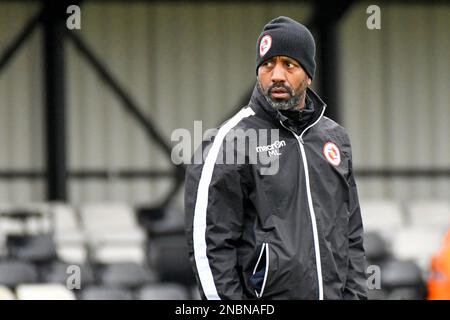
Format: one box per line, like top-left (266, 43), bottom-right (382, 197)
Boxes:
top-left (193, 107), bottom-right (255, 300)
top-left (253, 243), bottom-right (270, 299)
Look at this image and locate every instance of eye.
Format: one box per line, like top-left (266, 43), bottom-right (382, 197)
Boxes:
top-left (285, 61), bottom-right (296, 68)
top-left (263, 60), bottom-right (274, 67)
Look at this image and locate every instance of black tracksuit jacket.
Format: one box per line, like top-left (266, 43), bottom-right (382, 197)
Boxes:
top-left (185, 85), bottom-right (367, 300)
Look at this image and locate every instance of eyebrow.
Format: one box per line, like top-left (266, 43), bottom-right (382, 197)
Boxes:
top-left (279, 57), bottom-right (299, 65)
top-left (266, 56), bottom-right (299, 65)
top-left (264, 56), bottom-right (300, 66)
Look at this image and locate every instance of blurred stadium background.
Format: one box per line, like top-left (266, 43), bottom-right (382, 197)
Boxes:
top-left (0, 0), bottom-right (449, 300)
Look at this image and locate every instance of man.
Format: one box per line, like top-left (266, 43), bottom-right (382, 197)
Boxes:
top-left (185, 16), bottom-right (367, 300)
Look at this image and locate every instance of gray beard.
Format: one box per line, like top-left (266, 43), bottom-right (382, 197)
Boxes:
top-left (258, 81), bottom-right (302, 111)
top-left (265, 94), bottom-right (301, 111)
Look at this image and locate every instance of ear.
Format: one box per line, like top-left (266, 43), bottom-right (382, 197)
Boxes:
top-left (307, 78), bottom-right (312, 86)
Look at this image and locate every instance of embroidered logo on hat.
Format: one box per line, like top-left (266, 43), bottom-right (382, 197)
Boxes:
top-left (259, 35), bottom-right (272, 57)
top-left (323, 142), bottom-right (341, 166)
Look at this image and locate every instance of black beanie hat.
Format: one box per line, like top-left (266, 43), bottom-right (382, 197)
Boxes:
top-left (256, 16), bottom-right (316, 79)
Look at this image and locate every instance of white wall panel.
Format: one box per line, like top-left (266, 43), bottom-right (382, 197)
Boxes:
top-left (65, 2), bottom-right (311, 205)
top-left (0, 3), bottom-right (43, 203)
top-left (340, 3), bottom-right (450, 201)
top-left (0, 2), bottom-right (448, 204)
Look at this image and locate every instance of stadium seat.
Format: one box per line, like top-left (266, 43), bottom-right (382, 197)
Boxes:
top-left (0, 260), bottom-right (38, 287)
top-left (387, 287), bottom-right (425, 300)
top-left (380, 259), bottom-right (425, 290)
top-left (18, 203), bottom-right (53, 234)
top-left (79, 285), bottom-right (134, 300)
top-left (0, 203), bottom-right (52, 258)
top-left (0, 203), bottom-right (23, 236)
top-left (367, 288), bottom-right (388, 300)
top-left (391, 227), bottom-right (443, 271)
top-left (16, 284), bottom-right (76, 300)
top-left (96, 262), bottom-right (155, 289)
top-left (49, 203), bottom-right (88, 264)
top-left (136, 206), bottom-right (166, 226)
top-left (137, 283), bottom-right (189, 300)
top-left (94, 245), bottom-right (144, 264)
top-left (50, 203), bottom-right (82, 235)
top-left (0, 285), bottom-right (16, 300)
top-left (0, 203), bottom-right (13, 257)
top-left (360, 200), bottom-right (405, 242)
top-left (406, 201), bottom-right (450, 232)
top-left (79, 203), bottom-right (146, 264)
top-left (57, 246), bottom-right (88, 265)
top-left (364, 230), bottom-right (391, 264)
top-left (38, 260), bottom-right (95, 287)
top-left (1, 203), bottom-right (52, 234)
top-left (79, 203), bottom-right (145, 242)
top-left (7, 233), bottom-right (57, 263)
top-left (148, 234), bottom-right (196, 286)
top-left (141, 206), bottom-right (185, 236)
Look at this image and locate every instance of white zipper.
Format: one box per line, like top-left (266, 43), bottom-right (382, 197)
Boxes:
top-left (297, 137), bottom-right (324, 300)
top-left (279, 107), bottom-right (325, 300)
top-left (253, 242), bottom-right (270, 299)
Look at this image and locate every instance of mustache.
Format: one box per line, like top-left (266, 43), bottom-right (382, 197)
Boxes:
top-left (268, 83), bottom-right (294, 96)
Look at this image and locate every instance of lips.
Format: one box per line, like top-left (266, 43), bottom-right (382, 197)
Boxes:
top-left (270, 87), bottom-right (290, 99)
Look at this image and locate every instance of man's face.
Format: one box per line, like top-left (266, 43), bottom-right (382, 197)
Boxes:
top-left (257, 56), bottom-right (311, 110)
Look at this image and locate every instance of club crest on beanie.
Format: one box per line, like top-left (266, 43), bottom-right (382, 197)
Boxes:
top-left (256, 16), bottom-right (316, 79)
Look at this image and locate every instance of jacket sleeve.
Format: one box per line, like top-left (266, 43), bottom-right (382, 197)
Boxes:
top-left (185, 138), bottom-right (249, 300)
top-left (343, 156), bottom-right (368, 300)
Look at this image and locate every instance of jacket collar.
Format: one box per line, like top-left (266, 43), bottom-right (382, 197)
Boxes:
top-left (249, 83), bottom-right (327, 136)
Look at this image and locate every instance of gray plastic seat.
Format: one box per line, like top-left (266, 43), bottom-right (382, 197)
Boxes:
top-left (97, 262), bottom-right (155, 289)
top-left (364, 231), bottom-right (390, 264)
top-left (16, 284), bottom-right (76, 300)
top-left (381, 259), bottom-right (424, 288)
top-left (149, 234), bottom-right (196, 286)
top-left (367, 288), bottom-right (389, 300)
top-left (137, 283), bottom-right (189, 300)
top-left (7, 234), bottom-right (57, 263)
top-left (0, 260), bottom-right (38, 287)
top-left (143, 207), bottom-right (185, 236)
top-left (39, 260), bottom-right (95, 286)
top-left (388, 287), bottom-right (426, 300)
top-left (79, 286), bottom-right (134, 300)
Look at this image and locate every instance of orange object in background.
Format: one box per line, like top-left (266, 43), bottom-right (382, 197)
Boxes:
top-left (427, 229), bottom-right (450, 300)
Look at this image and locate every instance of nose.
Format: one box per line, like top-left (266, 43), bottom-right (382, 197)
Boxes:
top-left (270, 62), bottom-right (286, 83)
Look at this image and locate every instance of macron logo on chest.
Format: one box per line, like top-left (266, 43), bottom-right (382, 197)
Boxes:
top-left (256, 140), bottom-right (286, 157)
